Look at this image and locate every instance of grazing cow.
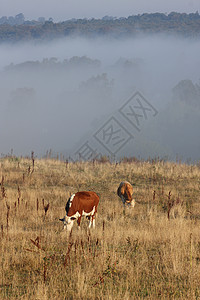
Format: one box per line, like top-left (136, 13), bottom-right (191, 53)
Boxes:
top-left (59, 191), bottom-right (99, 231)
top-left (117, 181), bottom-right (135, 208)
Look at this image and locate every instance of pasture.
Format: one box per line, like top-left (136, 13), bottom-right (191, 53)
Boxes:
top-left (0, 157), bottom-right (200, 299)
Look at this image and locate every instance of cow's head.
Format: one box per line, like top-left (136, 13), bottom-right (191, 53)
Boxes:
top-left (130, 198), bottom-right (136, 208)
top-left (59, 211), bottom-right (80, 231)
top-left (59, 215), bottom-right (75, 231)
top-left (125, 198), bottom-right (135, 207)
top-left (121, 192), bottom-right (133, 205)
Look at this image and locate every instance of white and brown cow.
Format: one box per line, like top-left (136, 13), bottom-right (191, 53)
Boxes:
top-left (59, 191), bottom-right (99, 231)
top-left (117, 181), bottom-right (135, 208)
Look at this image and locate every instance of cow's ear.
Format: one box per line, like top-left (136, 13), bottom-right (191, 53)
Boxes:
top-left (70, 217), bottom-right (76, 220)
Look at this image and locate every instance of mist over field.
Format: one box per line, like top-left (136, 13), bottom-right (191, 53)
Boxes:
top-left (0, 35), bottom-right (200, 161)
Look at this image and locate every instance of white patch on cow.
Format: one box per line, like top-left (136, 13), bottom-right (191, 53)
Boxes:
top-left (69, 211), bottom-right (81, 219)
top-left (69, 193), bottom-right (75, 207)
top-left (82, 206), bottom-right (95, 217)
top-left (66, 219), bottom-right (74, 231)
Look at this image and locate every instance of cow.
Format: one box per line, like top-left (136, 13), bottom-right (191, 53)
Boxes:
top-left (117, 181), bottom-right (135, 208)
top-left (59, 191), bottom-right (99, 231)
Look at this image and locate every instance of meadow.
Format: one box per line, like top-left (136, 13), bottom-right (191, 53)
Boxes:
top-left (0, 156), bottom-right (200, 299)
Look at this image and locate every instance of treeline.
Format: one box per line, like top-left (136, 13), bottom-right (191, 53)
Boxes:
top-left (4, 56), bottom-right (101, 71)
top-left (0, 12), bottom-right (200, 42)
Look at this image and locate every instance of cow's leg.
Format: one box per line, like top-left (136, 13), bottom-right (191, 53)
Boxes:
top-left (88, 216), bottom-right (92, 228)
top-left (88, 215), bottom-right (96, 228)
top-left (92, 216), bottom-right (95, 228)
top-left (77, 215), bottom-right (82, 229)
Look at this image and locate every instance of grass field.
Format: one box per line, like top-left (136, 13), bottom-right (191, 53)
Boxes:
top-left (0, 156), bottom-right (200, 299)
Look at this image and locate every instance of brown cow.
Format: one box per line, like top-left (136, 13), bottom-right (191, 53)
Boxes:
top-left (117, 181), bottom-right (135, 208)
top-left (59, 191), bottom-right (99, 231)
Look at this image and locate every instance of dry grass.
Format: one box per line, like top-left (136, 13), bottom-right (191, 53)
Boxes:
top-left (0, 157), bottom-right (200, 299)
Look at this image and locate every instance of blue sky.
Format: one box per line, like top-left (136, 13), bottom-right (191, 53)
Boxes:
top-left (0, 0), bottom-right (199, 21)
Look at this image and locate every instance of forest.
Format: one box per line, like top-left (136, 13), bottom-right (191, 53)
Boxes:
top-left (0, 12), bottom-right (200, 43)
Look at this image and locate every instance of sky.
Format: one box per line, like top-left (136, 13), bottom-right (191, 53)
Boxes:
top-left (0, 0), bottom-right (199, 21)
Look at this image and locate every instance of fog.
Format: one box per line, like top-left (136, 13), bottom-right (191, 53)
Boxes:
top-left (0, 35), bottom-right (200, 161)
